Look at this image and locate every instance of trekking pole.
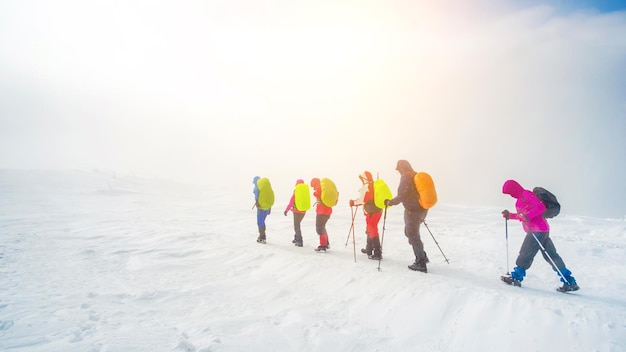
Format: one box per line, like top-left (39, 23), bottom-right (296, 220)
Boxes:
top-left (344, 205), bottom-right (358, 247)
top-left (422, 220), bottom-right (450, 264)
top-left (352, 215), bottom-right (357, 262)
top-left (505, 218), bottom-right (510, 275)
top-left (530, 232), bottom-right (571, 285)
top-left (377, 205), bottom-right (388, 271)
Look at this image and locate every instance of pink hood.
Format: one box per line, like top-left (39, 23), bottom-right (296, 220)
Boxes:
top-left (502, 179), bottom-right (524, 198)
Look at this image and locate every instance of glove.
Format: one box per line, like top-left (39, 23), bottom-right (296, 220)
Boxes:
top-left (284, 211), bottom-right (288, 216)
top-left (502, 210), bottom-right (510, 219)
top-left (384, 199), bottom-right (391, 207)
top-left (349, 199), bottom-right (355, 207)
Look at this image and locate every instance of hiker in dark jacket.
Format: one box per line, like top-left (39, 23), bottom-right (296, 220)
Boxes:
top-left (386, 160), bottom-right (429, 272)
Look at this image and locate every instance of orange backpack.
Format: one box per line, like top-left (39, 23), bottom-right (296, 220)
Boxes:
top-left (413, 172), bottom-right (437, 209)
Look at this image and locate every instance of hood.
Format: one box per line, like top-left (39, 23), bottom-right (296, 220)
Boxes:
top-left (296, 179), bottom-right (304, 185)
top-left (395, 160), bottom-right (414, 173)
top-left (359, 171), bottom-right (373, 184)
top-left (502, 179), bottom-right (524, 198)
top-left (253, 176), bottom-right (260, 184)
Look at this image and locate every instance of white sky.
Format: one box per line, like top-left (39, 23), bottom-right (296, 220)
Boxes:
top-left (1, 0), bottom-right (625, 217)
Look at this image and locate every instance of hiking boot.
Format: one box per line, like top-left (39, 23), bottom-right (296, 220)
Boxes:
top-left (557, 283), bottom-right (580, 293)
top-left (501, 275), bottom-right (522, 287)
top-left (361, 248), bottom-right (370, 255)
top-left (408, 262), bottom-right (427, 273)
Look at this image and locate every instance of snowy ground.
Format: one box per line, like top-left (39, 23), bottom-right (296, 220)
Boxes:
top-left (1, 170), bottom-right (625, 352)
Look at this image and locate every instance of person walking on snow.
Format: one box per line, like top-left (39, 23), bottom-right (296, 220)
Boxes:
top-left (252, 176), bottom-right (271, 244)
top-left (284, 179), bottom-right (307, 247)
top-left (350, 171), bottom-right (383, 260)
top-left (310, 178), bottom-right (334, 252)
top-left (500, 179), bottom-right (579, 292)
top-left (385, 160), bottom-right (429, 272)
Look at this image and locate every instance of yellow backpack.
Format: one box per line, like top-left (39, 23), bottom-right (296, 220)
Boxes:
top-left (257, 177), bottom-right (275, 210)
top-left (294, 183), bottom-right (311, 211)
top-left (320, 178), bottom-right (338, 207)
top-left (373, 179), bottom-right (393, 209)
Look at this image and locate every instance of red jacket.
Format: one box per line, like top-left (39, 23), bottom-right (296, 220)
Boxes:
top-left (352, 171), bottom-right (381, 214)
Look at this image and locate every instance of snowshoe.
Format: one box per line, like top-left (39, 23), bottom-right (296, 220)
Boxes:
top-left (556, 283), bottom-right (580, 293)
top-left (256, 238), bottom-right (266, 244)
top-left (314, 246), bottom-right (328, 252)
top-left (368, 254), bottom-right (382, 260)
top-left (408, 262), bottom-right (427, 273)
top-left (501, 275), bottom-right (522, 287)
top-left (294, 242), bottom-right (303, 247)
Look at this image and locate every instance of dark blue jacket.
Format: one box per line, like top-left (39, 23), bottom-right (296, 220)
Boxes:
top-left (388, 171), bottom-right (423, 211)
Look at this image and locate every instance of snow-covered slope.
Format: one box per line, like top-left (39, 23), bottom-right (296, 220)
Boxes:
top-left (1, 170), bottom-right (624, 351)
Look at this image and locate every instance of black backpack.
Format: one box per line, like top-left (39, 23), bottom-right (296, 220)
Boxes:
top-left (532, 187), bottom-right (561, 218)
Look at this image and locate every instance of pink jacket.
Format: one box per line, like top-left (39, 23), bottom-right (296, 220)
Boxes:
top-left (502, 179), bottom-right (549, 232)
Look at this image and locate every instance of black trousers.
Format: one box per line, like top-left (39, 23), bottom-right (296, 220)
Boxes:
top-left (404, 208), bottom-right (428, 262)
top-left (516, 232), bottom-right (566, 271)
top-left (293, 212), bottom-right (305, 242)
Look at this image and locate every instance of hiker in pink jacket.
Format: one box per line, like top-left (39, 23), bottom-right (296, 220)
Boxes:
top-left (500, 179), bottom-right (579, 292)
top-left (284, 179), bottom-right (307, 247)
top-left (503, 180), bottom-right (550, 233)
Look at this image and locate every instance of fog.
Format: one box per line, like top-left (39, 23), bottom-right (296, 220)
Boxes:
top-left (1, 0), bottom-right (625, 217)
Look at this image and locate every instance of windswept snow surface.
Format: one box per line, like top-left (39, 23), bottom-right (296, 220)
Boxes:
top-left (1, 170), bottom-right (625, 352)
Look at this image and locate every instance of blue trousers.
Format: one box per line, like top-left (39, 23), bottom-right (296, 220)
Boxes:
top-left (257, 208), bottom-right (270, 227)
